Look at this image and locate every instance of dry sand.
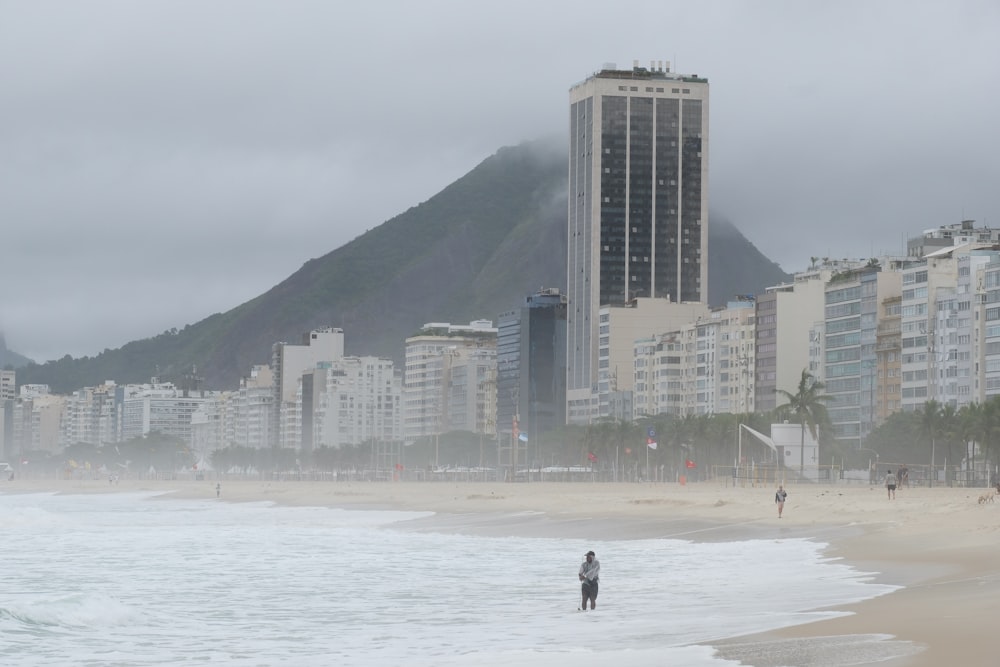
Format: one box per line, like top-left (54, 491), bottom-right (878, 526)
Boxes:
top-left (8, 477), bottom-right (1000, 666)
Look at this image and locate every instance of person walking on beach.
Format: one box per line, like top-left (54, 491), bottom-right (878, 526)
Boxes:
top-left (216, 482), bottom-right (221, 498)
top-left (885, 470), bottom-right (897, 500)
top-left (579, 550), bottom-right (600, 611)
top-left (775, 485), bottom-right (788, 518)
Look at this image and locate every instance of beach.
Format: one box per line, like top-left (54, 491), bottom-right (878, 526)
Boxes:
top-left (9, 477), bottom-right (999, 666)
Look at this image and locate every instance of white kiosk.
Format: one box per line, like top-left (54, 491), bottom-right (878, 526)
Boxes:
top-left (772, 422), bottom-right (819, 481)
top-left (739, 422), bottom-right (820, 482)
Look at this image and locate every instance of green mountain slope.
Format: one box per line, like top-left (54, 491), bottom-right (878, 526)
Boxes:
top-left (16, 138), bottom-right (788, 392)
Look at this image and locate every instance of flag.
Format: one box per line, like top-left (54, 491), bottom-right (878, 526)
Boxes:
top-left (587, 452), bottom-right (597, 462)
top-left (518, 432), bottom-right (528, 442)
top-left (647, 438), bottom-right (657, 450)
top-left (685, 459), bottom-right (697, 469)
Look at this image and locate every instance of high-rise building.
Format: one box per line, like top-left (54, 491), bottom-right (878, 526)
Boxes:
top-left (567, 61), bottom-right (709, 423)
top-left (496, 288), bottom-right (568, 444)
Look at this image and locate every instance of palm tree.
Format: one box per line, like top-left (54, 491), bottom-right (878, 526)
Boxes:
top-left (775, 369), bottom-right (831, 475)
top-left (919, 400), bottom-right (944, 487)
top-left (957, 402), bottom-right (981, 479)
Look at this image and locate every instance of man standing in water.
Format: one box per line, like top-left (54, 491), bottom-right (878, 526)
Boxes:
top-left (578, 550), bottom-right (600, 611)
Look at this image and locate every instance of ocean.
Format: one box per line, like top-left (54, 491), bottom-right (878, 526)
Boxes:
top-left (0, 490), bottom-right (901, 666)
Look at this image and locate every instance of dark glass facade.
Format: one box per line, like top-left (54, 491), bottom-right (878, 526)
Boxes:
top-left (567, 67), bottom-right (708, 423)
top-left (497, 290), bottom-right (568, 439)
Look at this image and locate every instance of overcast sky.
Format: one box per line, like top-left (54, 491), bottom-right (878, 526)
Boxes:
top-left (3, 0), bottom-right (999, 363)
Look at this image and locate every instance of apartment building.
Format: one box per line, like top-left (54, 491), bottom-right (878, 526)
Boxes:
top-left (271, 328), bottom-right (345, 448)
top-left (62, 381), bottom-right (120, 447)
top-left (975, 253), bottom-right (1000, 401)
top-left (755, 268), bottom-right (832, 412)
top-left (301, 356), bottom-right (401, 452)
top-left (632, 298), bottom-right (753, 418)
top-left (120, 381), bottom-right (212, 444)
top-left (403, 321), bottom-right (497, 440)
top-left (597, 299), bottom-right (709, 421)
top-left (875, 295), bottom-right (902, 422)
top-left (823, 265), bottom-right (901, 446)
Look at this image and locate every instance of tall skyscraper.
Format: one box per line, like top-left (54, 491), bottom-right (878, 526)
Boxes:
top-left (566, 61), bottom-right (709, 422)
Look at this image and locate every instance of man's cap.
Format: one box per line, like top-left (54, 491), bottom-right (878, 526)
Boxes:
top-left (585, 550), bottom-right (595, 557)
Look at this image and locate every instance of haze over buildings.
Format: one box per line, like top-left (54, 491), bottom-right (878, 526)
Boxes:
top-left (3, 2), bottom-right (998, 364)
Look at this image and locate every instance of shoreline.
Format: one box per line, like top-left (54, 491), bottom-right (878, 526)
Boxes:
top-left (7, 478), bottom-right (1000, 666)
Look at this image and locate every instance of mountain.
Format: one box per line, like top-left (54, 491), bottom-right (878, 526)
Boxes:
top-left (0, 334), bottom-right (33, 370)
top-left (15, 138), bottom-right (789, 393)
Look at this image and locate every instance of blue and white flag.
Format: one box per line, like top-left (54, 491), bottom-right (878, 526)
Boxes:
top-left (518, 432), bottom-right (529, 442)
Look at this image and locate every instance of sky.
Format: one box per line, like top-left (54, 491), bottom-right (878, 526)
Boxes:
top-left (3, 1), bottom-right (999, 364)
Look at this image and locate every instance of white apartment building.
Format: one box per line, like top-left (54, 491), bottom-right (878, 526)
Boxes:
top-left (10, 386), bottom-right (64, 455)
top-left (633, 331), bottom-right (685, 417)
top-left (403, 321), bottom-right (497, 439)
top-left (755, 267), bottom-right (834, 412)
top-left (900, 252), bottom-right (960, 412)
top-left (189, 393), bottom-right (228, 457)
top-left (61, 381), bottom-right (119, 447)
top-left (120, 381), bottom-right (212, 444)
top-left (977, 254), bottom-right (1000, 402)
top-left (931, 253), bottom-right (984, 409)
top-left (302, 356), bottom-right (402, 451)
top-left (596, 299), bottom-right (709, 421)
top-left (229, 365), bottom-right (274, 449)
top-left (190, 365), bottom-right (274, 456)
top-left (713, 300), bottom-right (757, 415)
top-left (632, 299), bottom-right (753, 418)
top-left (272, 328), bottom-right (345, 448)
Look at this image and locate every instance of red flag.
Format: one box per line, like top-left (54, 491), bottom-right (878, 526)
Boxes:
top-left (685, 459), bottom-right (697, 469)
top-left (587, 452), bottom-right (597, 462)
